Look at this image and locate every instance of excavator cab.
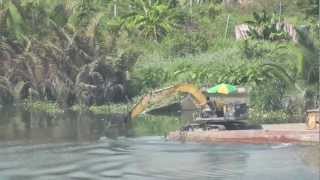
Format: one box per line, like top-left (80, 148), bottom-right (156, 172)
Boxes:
top-left (182, 90), bottom-right (250, 131)
top-left (223, 102), bottom-right (249, 120)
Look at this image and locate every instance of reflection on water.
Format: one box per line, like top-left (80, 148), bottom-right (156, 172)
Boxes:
top-left (0, 107), bottom-right (185, 143)
top-left (0, 107), bottom-right (132, 143)
top-left (0, 107), bottom-right (319, 180)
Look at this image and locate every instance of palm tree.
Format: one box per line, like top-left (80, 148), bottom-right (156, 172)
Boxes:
top-left (1, 0), bottom-right (70, 40)
top-left (217, 61), bottom-right (304, 93)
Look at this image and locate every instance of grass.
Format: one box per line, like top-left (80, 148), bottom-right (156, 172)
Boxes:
top-left (22, 101), bottom-right (134, 115)
top-left (22, 100), bottom-right (64, 115)
top-left (89, 104), bottom-right (131, 115)
top-left (70, 103), bottom-right (132, 115)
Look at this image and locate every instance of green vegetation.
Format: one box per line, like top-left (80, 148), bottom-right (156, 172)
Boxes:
top-left (0, 0), bottom-right (319, 123)
top-left (23, 100), bottom-right (64, 114)
top-left (133, 115), bottom-right (186, 136)
top-left (249, 109), bottom-right (290, 124)
top-left (245, 11), bottom-right (290, 41)
top-left (71, 103), bottom-right (131, 115)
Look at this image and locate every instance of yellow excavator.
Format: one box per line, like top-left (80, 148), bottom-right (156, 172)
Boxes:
top-left (129, 83), bottom-right (319, 131)
top-left (130, 84), bottom-right (210, 119)
top-left (129, 84), bottom-right (251, 131)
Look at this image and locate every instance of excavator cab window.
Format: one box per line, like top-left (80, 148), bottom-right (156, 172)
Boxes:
top-left (206, 97), bottom-right (224, 117)
top-left (206, 97), bottom-right (215, 110)
top-left (216, 107), bottom-right (224, 117)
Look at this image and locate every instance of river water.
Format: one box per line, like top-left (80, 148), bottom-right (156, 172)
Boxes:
top-left (0, 107), bottom-right (319, 180)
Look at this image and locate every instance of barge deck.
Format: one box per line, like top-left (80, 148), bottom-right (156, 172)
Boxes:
top-left (167, 123), bottom-right (319, 144)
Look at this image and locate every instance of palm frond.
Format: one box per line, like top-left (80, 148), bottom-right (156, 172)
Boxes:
top-left (85, 12), bottom-right (104, 38)
top-left (6, 1), bottom-right (26, 39)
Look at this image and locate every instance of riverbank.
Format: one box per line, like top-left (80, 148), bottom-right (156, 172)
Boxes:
top-left (167, 123), bottom-right (319, 144)
top-left (17, 100), bottom-right (132, 115)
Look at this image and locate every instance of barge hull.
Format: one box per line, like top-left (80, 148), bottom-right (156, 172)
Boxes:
top-left (167, 125), bottom-right (319, 144)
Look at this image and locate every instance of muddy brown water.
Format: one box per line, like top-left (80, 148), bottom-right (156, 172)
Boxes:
top-left (0, 107), bottom-right (319, 180)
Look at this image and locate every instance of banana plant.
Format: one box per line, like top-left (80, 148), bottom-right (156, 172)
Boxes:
top-left (0, 0), bottom-right (26, 40)
top-left (245, 10), bottom-right (289, 41)
top-left (123, 0), bottom-right (179, 41)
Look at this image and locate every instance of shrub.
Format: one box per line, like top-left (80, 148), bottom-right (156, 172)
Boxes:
top-left (241, 40), bottom-right (281, 59)
top-left (162, 31), bottom-right (209, 57)
top-left (249, 109), bottom-right (289, 124)
top-left (136, 67), bottom-right (171, 89)
top-left (297, 0), bottom-right (319, 18)
top-left (250, 80), bottom-right (287, 112)
top-left (196, 3), bottom-right (223, 21)
top-left (127, 76), bottom-right (144, 98)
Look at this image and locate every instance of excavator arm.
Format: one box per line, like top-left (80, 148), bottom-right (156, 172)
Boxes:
top-left (130, 84), bottom-right (209, 119)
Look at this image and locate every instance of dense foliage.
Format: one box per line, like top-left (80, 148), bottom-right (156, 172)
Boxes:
top-left (0, 0), bottom-right (319, 123)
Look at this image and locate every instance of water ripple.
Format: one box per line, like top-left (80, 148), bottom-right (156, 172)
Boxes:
top-left (0, 138), bottom-right (318, 180)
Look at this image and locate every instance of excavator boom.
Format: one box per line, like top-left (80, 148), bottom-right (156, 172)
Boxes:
top-left (130, 84), bottom-right (209, 119)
